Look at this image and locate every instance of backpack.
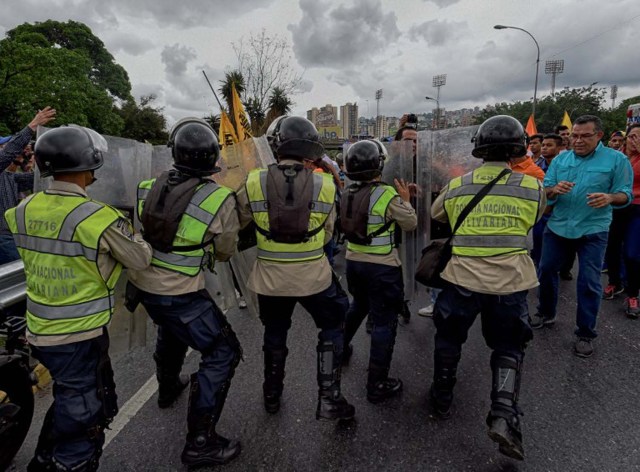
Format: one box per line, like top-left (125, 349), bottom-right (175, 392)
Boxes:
top-left (140, 170), bottom-right (213, 253)
top-left (340, 182), bottom-right (394, 245)
top-left (255, 164), bottom-right (325, 244)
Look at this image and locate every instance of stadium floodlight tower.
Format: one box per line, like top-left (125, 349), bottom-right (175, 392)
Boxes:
top-left (432, 74), bottom-right (446, 129)
top-left (545, 59), bottom-right (564, 96)
top-left (611, 85), bottom-right (618, 109)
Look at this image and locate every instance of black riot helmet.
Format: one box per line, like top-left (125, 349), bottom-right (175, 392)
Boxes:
top-left (265, 115), bottom-right (287, 156)
top-left (270, 116), bottom-right (324, 160)
top-left (471, 115), bottom-right (527, 161)
top-left (35, 125), bottom-right (106, 178)
top-left (344, 139), bottom-right (387, 181)
top-left (168, 118), bottom-right (221, 176)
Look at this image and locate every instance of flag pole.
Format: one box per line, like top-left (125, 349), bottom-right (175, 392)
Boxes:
top-left (202, 71), bottom-right (224, 111)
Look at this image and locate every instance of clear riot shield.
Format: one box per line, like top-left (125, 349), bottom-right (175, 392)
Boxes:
top-left (223, 136), bottom-right (275, 317)
top-left (381, 140), bottom-right (416, 301)
top-left (150, 145), bottom-right (174, 178)
top-left (415, 126), bottom-right (481, 252)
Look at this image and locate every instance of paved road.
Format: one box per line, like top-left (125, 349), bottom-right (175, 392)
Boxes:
top-left (11, 257), bottom-right (640, 471)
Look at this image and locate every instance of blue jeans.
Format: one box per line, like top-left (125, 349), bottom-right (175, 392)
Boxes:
top-left (0, 233), bottom-right (20, 266)
top-left (344, 261), bottom-right (403, 368)
top-left (531, 214), bottom-right (550, 270)
top-left (537, 229), bottom-right (608, 339)
top-left (30, 333), bottom-right (113, 470)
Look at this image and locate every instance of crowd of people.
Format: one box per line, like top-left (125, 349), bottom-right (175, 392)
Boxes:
top-left (0, 107), bottom-right (638, 471)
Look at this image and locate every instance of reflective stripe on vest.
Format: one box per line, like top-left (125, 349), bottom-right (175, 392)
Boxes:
top-left (443, 167), bottom-right (540, 257)
top-left (137, 179), bottom-right (231, 276)
top-left (246, 168), bottom-right (334, 263)
top-left (27, 294), bottom-right (115, 320)
top-left (346, 184), bottom-right (397, 255)
top-left (5, 192), bottom-right (122, 336)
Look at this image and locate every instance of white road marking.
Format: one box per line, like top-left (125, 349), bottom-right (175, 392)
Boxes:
top-left (104, 348), bottom-right (194, 449)
top-left (103, 374), bottom-right (158, 449)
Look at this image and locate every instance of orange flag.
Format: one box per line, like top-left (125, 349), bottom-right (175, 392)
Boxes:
top-left (525, 114), bottom-right (538, 136)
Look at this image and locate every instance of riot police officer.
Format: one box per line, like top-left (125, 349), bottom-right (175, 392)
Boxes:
top-left (429, 115), bottom-right (545, 460)
top-left (340, 139), bottom-right (416, 402)
top-left (236, 116), bottom-right (355, 421)
top-left (127, 118), bottom-right (242, 468)
top-left (5, 126), bottom-right (152, 472)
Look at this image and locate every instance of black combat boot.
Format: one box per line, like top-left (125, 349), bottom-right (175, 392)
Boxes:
top-left (27, 406), bottom-right (55, 471)
top-left (429, 349), bottom-right (460, 419)
top-left (262, 348), bottom-right (288, 414)
top-left (181, 374), bottom-right (241, 467)
top-left (316, 341), bottom-right (355, 421)
top-left (486, 353), bottom-right (525, 461)
top-left (27, 456), bottom-right (55, 472)
top-left (154, 351), bottom-right (189, 409)
top-left (366, 363), bottom-right (403, 403)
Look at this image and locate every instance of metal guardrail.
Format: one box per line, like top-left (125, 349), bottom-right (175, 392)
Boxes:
top-left (0, 260), bottom-right (26, 311)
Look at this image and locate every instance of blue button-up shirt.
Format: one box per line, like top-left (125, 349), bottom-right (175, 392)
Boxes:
top-left (544, 142), bottom-right (633, 239)
top-left (1, 127), bottom-right (34, 235)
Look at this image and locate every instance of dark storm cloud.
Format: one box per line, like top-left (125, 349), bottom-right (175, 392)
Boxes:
top-left (407, 19), bottom-right (468, 46)
top-left (161, 44), bottom-right (197, 77)
top-left (289, 0), bottom-right (401, 68)
top-left (104, 33), bottom-right (155, 56)
top-left (0, 0), bottom-right (275, 32)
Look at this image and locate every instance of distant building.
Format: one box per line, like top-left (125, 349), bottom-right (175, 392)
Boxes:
top-left (307, 104), bottom-right (338, 128)
top-left (375, 116), bottom-right (389, 138)
top-left (341, 102), bottom-right (359, 140)
top-left (307, 107), bottom-right (319, 125)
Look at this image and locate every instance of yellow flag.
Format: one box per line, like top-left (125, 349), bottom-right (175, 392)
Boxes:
top-left (231, 84), bottom-right (252, 141)
top-left (561, 111), bottom-right (572, 129)
top-left (218, 110), bottom-right (238, 148)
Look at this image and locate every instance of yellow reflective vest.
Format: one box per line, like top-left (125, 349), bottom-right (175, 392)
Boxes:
top-left (443, 167), bottom-right (541, 257)
top-left (5, 192), bottom-right (123, 336)
top-left (137, 179), bottom-right (233, 276)
top-left (347, 184), bottom-right (398, 255)
top-left (246, 167), bottom-right (335, 263)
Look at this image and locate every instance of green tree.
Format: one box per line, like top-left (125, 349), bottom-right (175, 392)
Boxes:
top-left (203, 113), bottom-right (220, 135)
top-left (600, 95), bottom-right (640, 137)
top-left (0, 20), bottom-right (131, 135)
top-left (262, 86), bottom-right (292, 133)
top-left (116, 95), bottom-right (168, 145)
top-left (474, 86), bottom-right (607, 133)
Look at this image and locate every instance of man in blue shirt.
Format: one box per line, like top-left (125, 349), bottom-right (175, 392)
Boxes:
top-left (531, 115), bottom-right (633, 358)
top-left (0, 107), bottom-right (56, 265)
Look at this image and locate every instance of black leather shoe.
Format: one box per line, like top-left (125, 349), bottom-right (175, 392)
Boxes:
top-left (181, 432), bottom-right (241, 467)
top-left (158, 374), bottom-right (189, 409)
top-left (367, 377), bottom-right (403, 403)
top-left (316, 392), bottom-right (355, 421)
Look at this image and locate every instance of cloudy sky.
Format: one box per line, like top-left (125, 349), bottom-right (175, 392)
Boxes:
top-left (2, 0), bottom-right (640, 124)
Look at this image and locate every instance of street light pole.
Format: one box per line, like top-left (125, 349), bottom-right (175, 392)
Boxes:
top-left (494, 25), bottom-right (540, 119)
top-left (425, 96), bottom-right (438, 129)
